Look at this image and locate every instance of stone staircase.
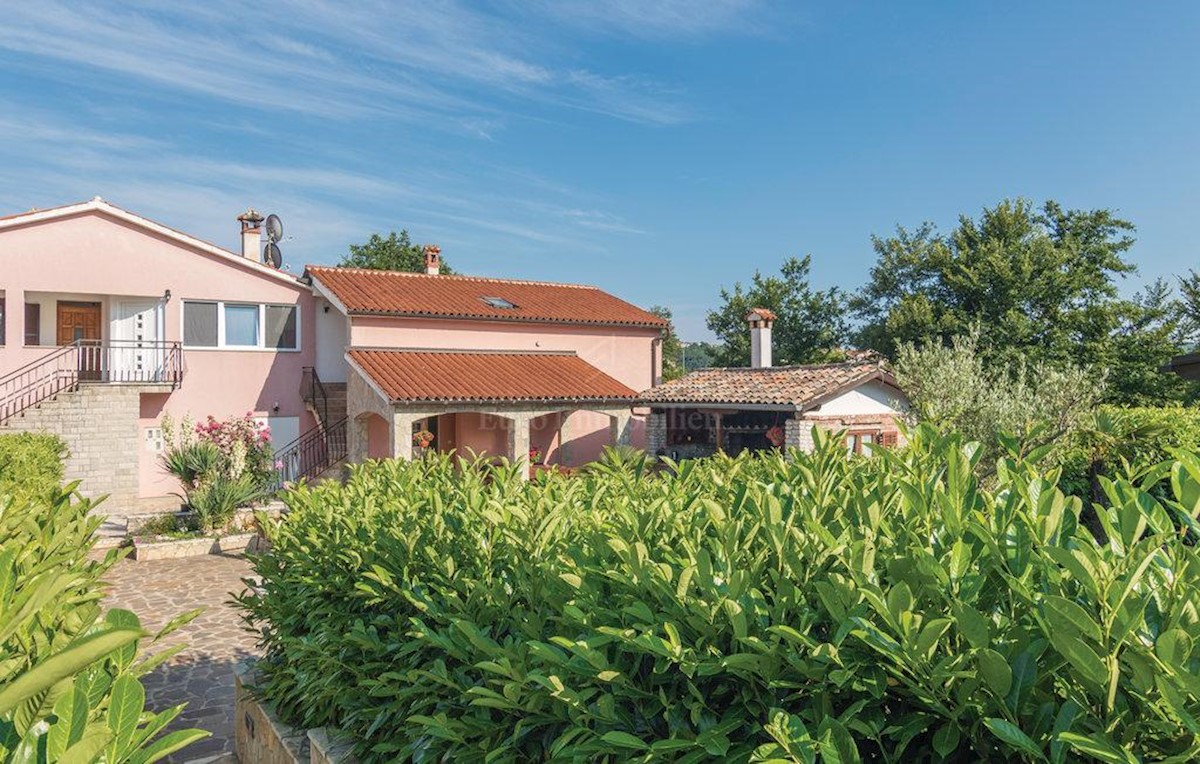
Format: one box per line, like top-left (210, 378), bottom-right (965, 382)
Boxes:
top-left (321, 382), bottom-right (347, 430)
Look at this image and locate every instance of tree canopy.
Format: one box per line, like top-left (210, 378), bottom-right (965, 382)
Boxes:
top-left (852, 199), bottom-right (1138, 367)
top-left (648, 305), bottom-right (685, 381)
top-left (705, 255), bottom-right (847, 367)
top-left (850, 198), bottom-right (1198, 405)
top-left (339, 230), bottom-right (452, 273)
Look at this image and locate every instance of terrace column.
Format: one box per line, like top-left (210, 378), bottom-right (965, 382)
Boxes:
top-left (557, 413), bottom-right (572, 466)
top-left (3, 286), bottom-right (25, 348)
top-left (507, 412), bottom-right (532, 480)
top-left (609, 410), bottom-right (633, 447)
top-left (348, 415), bottom-right (369, 464)
top-left (392, 413), bottom-right (417, 461)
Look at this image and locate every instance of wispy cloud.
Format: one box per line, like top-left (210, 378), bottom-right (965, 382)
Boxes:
top-left (522, 0), bottom-right (769, 40)
top-left (0, 0), bottom-right (769, 299)
top-left (0, 0), bottom-right (758, 129)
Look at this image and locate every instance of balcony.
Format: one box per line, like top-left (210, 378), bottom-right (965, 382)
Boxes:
top-left (0, 340), bottom-right (183, 424)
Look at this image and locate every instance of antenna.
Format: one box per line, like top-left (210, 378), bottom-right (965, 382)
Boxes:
top-left (265, 214), bottom-right (283, 243)
top-left (264, 241), bottom-right (283, 269)
top-left (261, 213), bottom-right (285, 268)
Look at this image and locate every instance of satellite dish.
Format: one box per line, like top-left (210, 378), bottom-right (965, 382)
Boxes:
top-left (265, 214), bottom-right (284, 243)
top-left (264, 241), bottom-right (283, 269)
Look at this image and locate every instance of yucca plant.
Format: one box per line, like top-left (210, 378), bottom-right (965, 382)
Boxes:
top-left (241, 430), bottom-right (1200, 762)
top-left (188, 473), bottom-right (262, 532)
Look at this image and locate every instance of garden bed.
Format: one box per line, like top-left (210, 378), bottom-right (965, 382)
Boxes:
top-left (125, 504), bottom-right (283, 560)
top-left (234, 661), bottom-right (357, 764)
top-left (129, 531), bottom-right (263, 561)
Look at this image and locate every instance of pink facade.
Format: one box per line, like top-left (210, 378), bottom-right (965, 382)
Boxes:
top-left (1, 198), bottom-right (666, 503)
top-left (0, 200), bottom-right (315, 505)
top-left (334, 314), bottom-right (660, 455)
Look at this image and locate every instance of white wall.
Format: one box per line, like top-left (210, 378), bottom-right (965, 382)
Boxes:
top-left (314, 298), bottom-right (349, 382)
top-left (814, 380), bottom-right (909, 416)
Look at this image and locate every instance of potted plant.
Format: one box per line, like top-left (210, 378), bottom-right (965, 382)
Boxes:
top-left (413, 428), bottom-right (435, 457)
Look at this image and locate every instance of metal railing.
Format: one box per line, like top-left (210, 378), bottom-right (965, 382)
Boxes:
top-left (0, 340), bottom-right (183, 424)
top-left (300, 366), bottom-right (328, 427)
top-left (273, 416), bottom-right (348, 487)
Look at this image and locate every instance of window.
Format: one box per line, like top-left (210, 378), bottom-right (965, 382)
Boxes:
top-left (264, 305), bottom-right (298, 350)
top-left (183, 300), bottom-right (300, 350)
top-left (224, 304), bottom-right (259, 347)
top-left (846, 430), bottom-right (881, 455)
top-left (481, 296), bottom-right (517, 310)
top-left (184, 302), bottom-right (219, 347)
top-left (0, 297), bottom-right (5, 345)
top-left (24, 304), bottom-right (40, 346)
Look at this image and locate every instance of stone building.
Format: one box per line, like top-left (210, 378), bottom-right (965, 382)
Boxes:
top-left (639, 309), bottom-right (909, 458)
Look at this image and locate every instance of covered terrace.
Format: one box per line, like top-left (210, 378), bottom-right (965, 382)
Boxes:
top-left (345, 348), bottom-right (638, 478)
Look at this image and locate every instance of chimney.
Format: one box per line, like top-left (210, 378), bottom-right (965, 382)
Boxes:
top-left (746, 308), bottom-right (776, 368)
top-left (423, 244), bottom-right (442, 275)
top-left (237, 208), bottom-right (264, 262)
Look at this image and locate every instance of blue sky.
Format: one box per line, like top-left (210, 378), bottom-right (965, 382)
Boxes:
top-left (1, 2), bottom-right (1197, 339)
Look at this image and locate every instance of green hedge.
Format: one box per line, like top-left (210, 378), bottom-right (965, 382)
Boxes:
top-left (1056, 405), bottom-right (1200, 499)
top-left (0, 432), bottom-right (65, 501)
top-left (0, 478), bottom-right (208, 760)
top-left (243, 431), bottom-right (1200, 762)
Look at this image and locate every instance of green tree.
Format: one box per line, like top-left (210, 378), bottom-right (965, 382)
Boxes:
top-left (339, 230), bottom-right (452, 273)
top-left (706, 255), bottom-right (847, 367)
top-left (682, 341), bottom-right (719, 372)
top-left (854, 199), bottom-right (1136, 368)
top-left (1178, 269), bottom-right (1200, 344)
top-left (894, 331), bottom-right (1102, 472)
top-left (648, 306), bottom-right (685, 381)
top-left (1104, 279), bottom-right (1200, 405)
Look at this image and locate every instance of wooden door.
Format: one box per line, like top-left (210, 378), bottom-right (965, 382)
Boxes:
top-left (57, 301), bottom-right (103, 379)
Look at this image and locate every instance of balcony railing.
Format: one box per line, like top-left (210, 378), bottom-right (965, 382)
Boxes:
top-left (0, 340), bottom-right (183, 424)
top-left (273, 415), bottom-right (348, 488)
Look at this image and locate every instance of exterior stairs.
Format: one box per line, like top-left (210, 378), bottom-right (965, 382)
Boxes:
top-left (274, 369), bottom-right (349, 486)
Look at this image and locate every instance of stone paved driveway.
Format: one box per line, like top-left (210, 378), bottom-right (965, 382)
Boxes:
top-left (104, 554), bottom-right (260, 762)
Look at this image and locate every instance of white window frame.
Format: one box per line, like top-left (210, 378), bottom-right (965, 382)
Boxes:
top-left (181, 300), bottom-right (301, 352)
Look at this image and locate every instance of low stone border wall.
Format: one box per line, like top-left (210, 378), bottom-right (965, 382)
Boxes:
top-left (129, 532), bottom-right (262, 561)
top-left (234, 661), bottom-right (358, 764)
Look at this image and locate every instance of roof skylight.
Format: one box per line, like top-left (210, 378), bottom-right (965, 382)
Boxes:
top-left (481, 296), bottom-right (518, 309)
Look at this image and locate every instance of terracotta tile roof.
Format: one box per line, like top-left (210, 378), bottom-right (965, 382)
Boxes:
top-left (639, 361), bottom-right (896, 409)
top-left (307, 266), bottom-right (667, 328)
top-left (349, 349), bottom-right (638, 403)
top-left (745, 307), bottom-right (777, 321)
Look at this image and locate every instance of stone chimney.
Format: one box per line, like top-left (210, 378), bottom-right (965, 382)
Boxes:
top-left (237, 208), bottom-right (264, 262)
top-left (746, 308), bottom-right (776, 368)
top-left (423, 244), bottom-right (442, 275)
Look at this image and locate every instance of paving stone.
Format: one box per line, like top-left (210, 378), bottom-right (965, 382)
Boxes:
top-left (104, 554), bottom-right (260, 762)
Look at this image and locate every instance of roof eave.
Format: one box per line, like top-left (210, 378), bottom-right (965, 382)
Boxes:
top-left (345, 308), bottom-right (665, 330)
top-left (640, 400), bottom-right (801, 412)
top-left (391, 396), bottom-right (636, 405)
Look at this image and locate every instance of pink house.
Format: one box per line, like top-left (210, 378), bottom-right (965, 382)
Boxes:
top-left (304, 257), bottom-right (666, 475)
top-left (0, 198), bottom-right (665, 509)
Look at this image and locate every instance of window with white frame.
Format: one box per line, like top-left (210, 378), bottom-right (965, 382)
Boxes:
top-left (182, 301), bottom-right (299, 350)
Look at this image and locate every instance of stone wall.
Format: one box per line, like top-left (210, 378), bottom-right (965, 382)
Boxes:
top-left (1, 384), bottom-right (146, 506)
top-left (646, 412), bottom-right (666, 455)
top-left (786, 413), bottom-right (905, 452)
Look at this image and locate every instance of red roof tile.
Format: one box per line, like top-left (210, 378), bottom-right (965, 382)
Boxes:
top-left (639, 362), bottom-right (898, 410)
top-left (349, 349), bottom-right (638, 403)
top-left (307, 266), bottom-right (667, 328)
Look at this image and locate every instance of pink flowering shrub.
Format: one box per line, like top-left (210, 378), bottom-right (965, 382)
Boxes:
top-left (159, 412), bottom-right (275, 531)
top-left (192, 412), bottom-right (276, 488)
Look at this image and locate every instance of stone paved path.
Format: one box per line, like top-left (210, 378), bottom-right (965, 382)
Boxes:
top-left (104, 554), bottom-right (260, 762)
